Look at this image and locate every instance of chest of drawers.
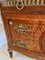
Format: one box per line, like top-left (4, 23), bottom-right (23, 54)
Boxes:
top-left (1, 0), bottom-right (45, 59)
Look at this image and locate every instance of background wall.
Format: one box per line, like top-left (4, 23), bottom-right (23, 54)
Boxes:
top-left (0, 11), bottom-right (7, 46)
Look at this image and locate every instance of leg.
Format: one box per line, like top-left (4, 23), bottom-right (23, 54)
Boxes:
top-left (9, 51), bottom-right (13, 58)
top-left (8, 49), bottom-right (13, 58)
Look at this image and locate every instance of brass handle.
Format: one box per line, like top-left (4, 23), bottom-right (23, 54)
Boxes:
top-left (16, 0), bottom-right (24, 10)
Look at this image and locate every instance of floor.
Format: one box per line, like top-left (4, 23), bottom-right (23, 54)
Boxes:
top-left (0, 12), bottom-right (36, 60)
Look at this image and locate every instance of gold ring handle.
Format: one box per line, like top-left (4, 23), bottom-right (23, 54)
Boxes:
top-left (16, 0), bottom-right (24, 10)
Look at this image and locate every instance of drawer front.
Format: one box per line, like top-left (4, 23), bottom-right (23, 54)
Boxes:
top-left (8, 17), bottom-right (45, 53)
top-left (1, 0), bottom-right (45, 14)
top-left (2, 6), bottom-right (45, 14)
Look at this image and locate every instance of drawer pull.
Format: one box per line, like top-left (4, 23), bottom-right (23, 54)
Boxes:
top-left (14, 24), bottom-right (29, 33)
top-left (16, 0), bottom-right (24, 10)
top-left (15, 40), bottom-right (27, 48)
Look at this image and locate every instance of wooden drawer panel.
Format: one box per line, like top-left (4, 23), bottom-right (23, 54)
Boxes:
top-left (8, 17), bottom-right (45, 53)
top-left (2, 6), bottom-right (45, 14)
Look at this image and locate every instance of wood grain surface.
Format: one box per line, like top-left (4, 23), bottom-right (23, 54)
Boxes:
top-left (1, 5), bottom-right (45, 59)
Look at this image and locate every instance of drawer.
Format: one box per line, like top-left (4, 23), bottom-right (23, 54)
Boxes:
top-left (8, 17), bottom-right (45, 53)
top-left (2, 6), bottom-right (45, 14)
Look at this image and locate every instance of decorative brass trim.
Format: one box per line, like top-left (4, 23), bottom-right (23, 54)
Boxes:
top-left (14, 24), bottom-right (29, 33)
top-left (16, 0), bottom-right (24, 10)
top-left (15, 40), bottom-right (27, 48)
